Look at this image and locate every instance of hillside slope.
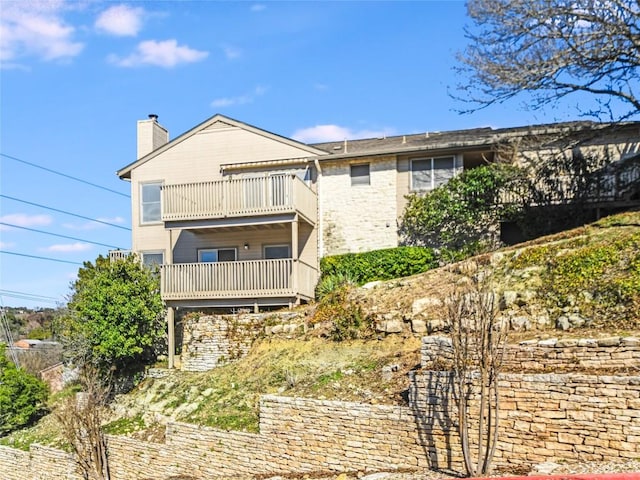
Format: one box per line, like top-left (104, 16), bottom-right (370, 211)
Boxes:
top-left (3, 210), bottom-right (639, 450)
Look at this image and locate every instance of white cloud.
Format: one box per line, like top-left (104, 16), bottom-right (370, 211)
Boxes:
top-left (108, 39), bottom-right (208, 68)
top-left (0, 1), bottom-right (84, 67)
top-left (62, 216), bottom-right (125, 230)
top-left (95, 4), bottom-right (144, 37)
top-left (314, 83), bottom-right (329, 91)
top-left (291, 125), bottom-right (396, 143)
top-left (0, 241), bottom-right (15, 249)
top-left (41, 242), bottom-right (92, 253)
top-left (0, 213), bottom-right (53, 230)
top-left (222, 44), bottom-right (242, 60)
top-left (211, 85), bottom-right (267, 108)
top-left (251, 4), bottom-right (266, 12)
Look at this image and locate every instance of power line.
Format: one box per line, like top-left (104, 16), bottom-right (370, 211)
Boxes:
top-left (0, 250), bottom-right (83, 265)
top-left (0, 289), bottom-right (61, 301)
top-left (0, 152), bottom-right (130, 198)
top-left (0, 292), bottom-right (61, 306)
top-left (0, 195), bottom-right (131, 231)
top-left (0, 222), bottom-right (124, 249)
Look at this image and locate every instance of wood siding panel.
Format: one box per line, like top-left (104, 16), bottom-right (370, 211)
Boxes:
top-left (131, 122), bottom-right (317, 256)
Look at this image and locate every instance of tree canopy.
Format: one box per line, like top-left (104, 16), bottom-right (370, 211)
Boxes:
top-left (58, 255), bottom-right (164, 376)
top-left (399, 164), bottom-right (522, 254)
top-left (457, 0), bottom-right (640, 121)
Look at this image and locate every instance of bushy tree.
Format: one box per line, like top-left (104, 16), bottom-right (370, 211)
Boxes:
top-left (0, 344), bottom-right (49, 435)
top-left (456, 0), bottom-right (640, 121)
top-left (399, 164), bottom-right (522, 252)
top-left (58, 255), bottom-right (164, 379)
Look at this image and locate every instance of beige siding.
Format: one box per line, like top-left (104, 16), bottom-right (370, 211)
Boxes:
top-left (171, 227), bottom-right (313, 264)
top-left (320, 155), bottom-right (399, 256)
top-left (131, 121), bottom-right (317, 255)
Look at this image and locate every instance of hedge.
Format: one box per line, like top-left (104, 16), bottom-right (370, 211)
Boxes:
top-left (319, 246), bottom-right (438, 286)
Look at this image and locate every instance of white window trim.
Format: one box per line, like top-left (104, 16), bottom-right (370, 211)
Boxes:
top-left (198, 247), bottom-right (237, 262)
top-left (410, 155), bottom-right (461, 191)
top-left (140, 181), bottom-right (163, 225)
top-left (141, 251), bottom-right (164, 267)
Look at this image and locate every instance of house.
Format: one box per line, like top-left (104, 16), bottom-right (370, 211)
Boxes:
top-left (116, 114), bottom-right (640, 367)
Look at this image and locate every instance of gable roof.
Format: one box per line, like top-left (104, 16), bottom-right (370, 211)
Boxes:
top-left (117, 114), bottom-right (330, 179)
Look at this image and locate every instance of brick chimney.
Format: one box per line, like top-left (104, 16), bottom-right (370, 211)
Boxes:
top-left (137, 114), bottom-right (169, 159)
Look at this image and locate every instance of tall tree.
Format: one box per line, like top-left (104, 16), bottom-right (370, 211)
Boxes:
top-left (457, 0), bottom-right (640, 121)
top-left (58, 255), bottom-right (164, 381)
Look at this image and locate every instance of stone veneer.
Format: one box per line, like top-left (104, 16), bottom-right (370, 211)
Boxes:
top-left (1, 337), bottom-right (638, 479)
top-left (320, 156), bottom-right (399, 256)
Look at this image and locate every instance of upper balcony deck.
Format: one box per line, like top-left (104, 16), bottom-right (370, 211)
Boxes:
top-left (161, 174), bottom-right (317, 226)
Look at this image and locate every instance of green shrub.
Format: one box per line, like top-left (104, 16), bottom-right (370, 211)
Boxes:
top-left (0, 345), bottom-right (49, 436)
top-left (319, 246), bottom-right (438, 288)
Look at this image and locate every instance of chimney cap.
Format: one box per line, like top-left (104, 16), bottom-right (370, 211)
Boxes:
top-left (148, 114), bottom-right (158, 121)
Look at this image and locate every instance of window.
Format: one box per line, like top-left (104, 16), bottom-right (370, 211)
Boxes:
top-left (350, 164), bottom-right (370, 186)
top-left (411, 156), bottom-right (460, 191)
top-left (198, 248), bottom-right (237, 262)
top-left (141, 252), bottom-right (164, 267)
top-left (141, 182), bottom-right (162, 223)
top-left (264, 244), bottom-right (291, 259)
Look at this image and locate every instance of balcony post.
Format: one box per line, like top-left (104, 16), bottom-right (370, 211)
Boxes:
top-left (292, 215), bottom-right (299, 304)
top-left (166, 229), bottom-right (173, 265)
top-left (167, 306), bottom-right (175, 369)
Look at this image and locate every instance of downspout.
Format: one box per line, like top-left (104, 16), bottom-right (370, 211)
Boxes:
top-left (314, 158), bottom-right (323, 264)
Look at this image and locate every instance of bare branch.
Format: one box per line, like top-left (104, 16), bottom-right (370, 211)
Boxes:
top-left (455, 0), bottom-right (640, 121)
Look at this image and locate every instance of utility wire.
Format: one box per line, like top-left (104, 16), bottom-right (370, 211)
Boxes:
top-left (0, 289), bottom-right (61, 301)
top-left (0, 222), bottom-right (123, 249)
top-left (0, 292), bottom-right (61, 305)
top-left (0, 250), bottom-right (83, 265)
top-left (0, 297), bottom-right (20, 365)
top-left (0, 195), bottom-right (131, 231)
top-left (0, 153), bottom-right (130, 198)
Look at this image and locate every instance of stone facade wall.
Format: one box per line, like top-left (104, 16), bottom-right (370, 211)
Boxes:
top-left (421, 335), bottom-right (640, 372)
top-left (320, 156), bottom-right (399, 256)
top-left (181, 311), bottom-right (304, 371)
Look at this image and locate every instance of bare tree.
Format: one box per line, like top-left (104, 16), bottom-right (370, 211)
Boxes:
top-left (446, 277), bottom-right (508, 476)
top-left (55, 366), bottom-right (111, 480)
top-left (456, 0), bottom-right (640, 121)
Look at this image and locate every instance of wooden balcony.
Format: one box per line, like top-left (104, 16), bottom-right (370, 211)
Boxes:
top-left (161, 259), bottom-right (317, 304)
top-left (108, 250), bottom-right (132, 261)
top-left (162, 174), bottom-right (317, 225)
top-left (499, 159), bottom-right (640, 206)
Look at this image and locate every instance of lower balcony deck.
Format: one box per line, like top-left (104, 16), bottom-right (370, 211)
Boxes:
top-left (161, 258), bottom-right (317, 307)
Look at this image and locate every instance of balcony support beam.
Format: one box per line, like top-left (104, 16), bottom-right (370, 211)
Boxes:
top-left (292, 215), bottom-right (299, 304)
top-left (167, 306), bottom-right (175, 369)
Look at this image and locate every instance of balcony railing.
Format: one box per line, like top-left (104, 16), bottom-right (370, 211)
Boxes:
top-left (162, 174), bottom-right (317, 224)
top-left (109, 250), bottom-right (132, 261)
top-left (499, 159), bottom-right (640, 206)
top-left (161, 259), bottom-right (317, 302)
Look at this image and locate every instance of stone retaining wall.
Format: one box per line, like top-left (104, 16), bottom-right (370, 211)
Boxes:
top-left (181, 312), bottom-right (304, 371)
top-left (1, 337), bottom-right (639, 479)
top-left (421, 336), bottom-right (640, 372)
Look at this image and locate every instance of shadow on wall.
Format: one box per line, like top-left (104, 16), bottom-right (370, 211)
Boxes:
top-left (409, 370), bottom-right (458, 475)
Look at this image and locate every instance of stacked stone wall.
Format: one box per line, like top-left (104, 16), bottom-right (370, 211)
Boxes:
top-left (1, 337), bottom-right (638, 479)
top-left (181, 312), bottom-right (304, 371)
top-left (422, 336), bottom-right (640, 372)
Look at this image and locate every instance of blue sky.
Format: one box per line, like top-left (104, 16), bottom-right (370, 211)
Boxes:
top-left (0, 0), bottom-right (612, 310)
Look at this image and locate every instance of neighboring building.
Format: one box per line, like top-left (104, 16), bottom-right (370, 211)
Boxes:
top-left (116, 114), bottom-right (640, 367)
